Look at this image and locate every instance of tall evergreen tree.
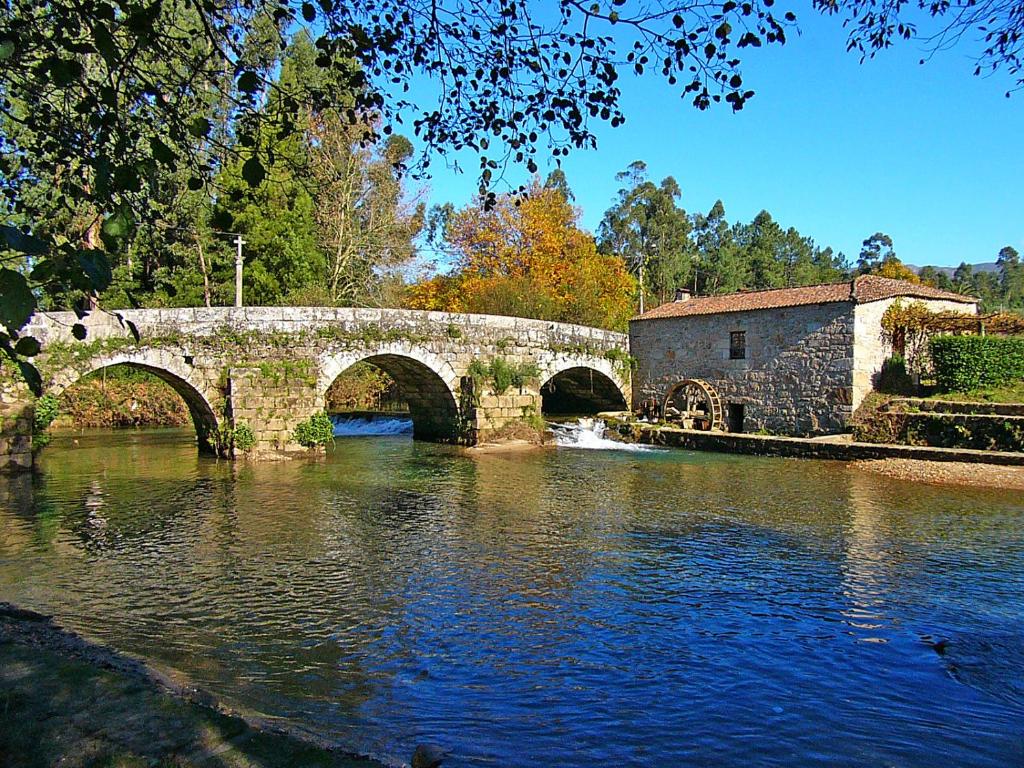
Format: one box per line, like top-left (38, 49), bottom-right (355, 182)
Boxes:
top-left (997, 246), bottom-right (1023, 308)
top-left (597, 162), bottom-right (694, 308)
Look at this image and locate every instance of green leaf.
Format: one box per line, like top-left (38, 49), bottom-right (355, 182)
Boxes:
top-left (0, 37), bottom-right (15, 61)
top-left (242, 157), bottom-right (266, 186)
top-left (29, 259), bottom-right (56, 283)
top-left (0, 225), bottom-right (48, 255)
top-left (92, 23), bottom-right (117, 67)
top-left (149, 137), bottom-right (176, 165)
top-left (101, 207), bottom-right (135, 249)
top-left (188, 117), bottom-right (212, 138)
top-left (49, 57), bottom-right (84, 86)
top-left (14, 336), bottom-right (41, 356)
top-left (237, 70), bottom-right (260, 93)
top-left (76, 250), bottom-right (113, 292)
top-left (0, 268), bottom-right (37, 333)
top-left (16, 359), bottom-right (42, 396)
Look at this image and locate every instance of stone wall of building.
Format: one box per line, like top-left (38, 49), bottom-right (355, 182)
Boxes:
top-left (852, 297), bottom-right (978, 411)
top-left (629, 302), bottom-right (856, 435)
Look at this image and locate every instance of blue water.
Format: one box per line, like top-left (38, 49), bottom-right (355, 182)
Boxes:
top-left (331, 414), bottom-right (414, 437)
top-left (1, 428), bottom-right (1022, 767)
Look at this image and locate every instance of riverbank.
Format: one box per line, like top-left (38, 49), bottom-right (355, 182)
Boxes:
top-left (54, 374), bottom-right (189, 429)
top-left (851, 458), bottom-right (1024, 490)
top-left (0, 604), bottom-right (380, 768)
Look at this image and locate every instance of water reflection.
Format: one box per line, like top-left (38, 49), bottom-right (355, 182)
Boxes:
top-left (0, 429), bottom-right (1022, 767)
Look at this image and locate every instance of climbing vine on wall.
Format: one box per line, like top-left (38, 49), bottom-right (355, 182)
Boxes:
top-left (31, 393), bottom-right (60, 450)
top-left (880, 300), bottom-right (1024, 377)
top-left (882, 301), bottom-right (1024, 340)
top-left (467, 357), bottom-right (540, 396)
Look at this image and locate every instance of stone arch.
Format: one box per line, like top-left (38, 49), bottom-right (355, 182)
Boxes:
top-left (539, 360), bottom-right (629, 415)
top-left (46, 350), bottom-right (221, 454)
top-left (319, 346), bottom-right (461, 441)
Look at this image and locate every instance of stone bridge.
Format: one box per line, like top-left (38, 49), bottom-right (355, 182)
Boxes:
top-left (4, 307), bottom-right (631, 464)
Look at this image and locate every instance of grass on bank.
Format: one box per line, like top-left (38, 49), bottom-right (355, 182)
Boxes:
top-left (924, 380), bottom-right (1024, 404)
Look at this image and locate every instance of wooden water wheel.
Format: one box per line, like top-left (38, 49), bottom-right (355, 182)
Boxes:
top-left (661, 379), bottom-right (724, 431)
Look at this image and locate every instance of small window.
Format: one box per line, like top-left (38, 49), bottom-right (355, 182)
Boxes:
top-left (729, 331), bottom-right (746, 360)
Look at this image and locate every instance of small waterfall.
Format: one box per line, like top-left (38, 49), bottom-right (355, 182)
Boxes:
top-left (548, 418), bottom-right (656, 451)
top-left (331, 415), bottom-right (414, 437)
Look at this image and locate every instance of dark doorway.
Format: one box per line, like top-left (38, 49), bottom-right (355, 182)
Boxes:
top-left (727, 403), bottom-right (745, 433)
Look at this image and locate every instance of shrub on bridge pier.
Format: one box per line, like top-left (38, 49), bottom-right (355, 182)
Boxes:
top-left (294, 412), bottom-right (335, 448)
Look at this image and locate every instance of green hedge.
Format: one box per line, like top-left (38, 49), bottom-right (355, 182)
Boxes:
top-left (929, 335), bottom-right (1024, 392)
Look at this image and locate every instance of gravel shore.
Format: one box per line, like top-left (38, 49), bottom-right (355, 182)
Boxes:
top-left (852, 458), bottom-right (1024, 490)
top-left (0, 603), bottom-right (380, 768)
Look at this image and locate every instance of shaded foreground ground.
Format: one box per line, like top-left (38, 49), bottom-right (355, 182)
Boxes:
top-left (852, 458), bottom-right (1024, 489)
top-left (0, 604), bottom-right (380, 768)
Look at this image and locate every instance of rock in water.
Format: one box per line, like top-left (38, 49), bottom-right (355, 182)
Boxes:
top-left (411, 743), bottom-right (449, 768)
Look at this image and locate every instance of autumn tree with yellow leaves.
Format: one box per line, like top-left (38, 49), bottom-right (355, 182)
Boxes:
top-left (408, 182), bottom-right (636, 331)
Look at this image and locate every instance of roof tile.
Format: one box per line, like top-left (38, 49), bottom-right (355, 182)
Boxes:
top-left (632, 275), bottom-right (975, 321)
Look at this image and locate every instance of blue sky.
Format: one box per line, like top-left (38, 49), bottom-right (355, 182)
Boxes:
top-left (398, 9), bottom-right (1023, 270)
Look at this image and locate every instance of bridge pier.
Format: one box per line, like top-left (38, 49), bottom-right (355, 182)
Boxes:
top-left (226, 366), bottom-right (323, 456)
top-left (460, 377), bottom-right (544, 444)
top-left (0, 381), bottom-right (33, 473)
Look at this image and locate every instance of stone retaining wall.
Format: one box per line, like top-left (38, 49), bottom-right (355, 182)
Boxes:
top-left (884, 398), bottom-right (1024, 417)
top-left (620, 424), bottom-right (1024, 465)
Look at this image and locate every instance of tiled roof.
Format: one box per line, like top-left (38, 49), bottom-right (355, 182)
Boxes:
top-left (632, 275), bottom-right (976, 321)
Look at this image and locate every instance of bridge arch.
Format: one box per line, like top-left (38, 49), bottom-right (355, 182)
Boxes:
top-left (319, 345), bottom-right (461, 441)
top-left (47, 350), bottom-right (221, 454)
top-left (539, 359), bottom-right (629, 416)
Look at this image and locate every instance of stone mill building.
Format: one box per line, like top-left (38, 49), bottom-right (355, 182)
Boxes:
top-left (629, 275), bottom-right (978, 435)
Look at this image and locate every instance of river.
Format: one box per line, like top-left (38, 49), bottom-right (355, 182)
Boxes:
top-left (1, 426), bottom-right (1022, 766)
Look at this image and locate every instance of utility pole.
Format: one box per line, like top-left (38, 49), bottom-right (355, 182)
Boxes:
top-left (233, 235), bottom-right (246, 308)
top-left (638, 259), bottom-right (645, 315)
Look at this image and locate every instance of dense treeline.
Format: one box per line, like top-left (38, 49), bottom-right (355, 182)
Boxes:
top-left (596, 161), bottom-right (849, 308)
top-left (17, 112), bottom-right (1023, 328)
top-left (17, 28), bottom-right (424, 313)
top-left (927, 249), bottom-right (1024, 313)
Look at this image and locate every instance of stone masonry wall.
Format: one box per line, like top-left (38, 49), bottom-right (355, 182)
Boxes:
top-left (852, 297), bottom-right (978, 412)
top-left (460, 377), bottom-right (542, 443)
top-left (0, 380), bottom-right (33, 473)
top-left (630, 302), bottom-right (856, 435)
top-left (5, 307), bottom-right (631, 466)
top-left (227, 366), bottom-right (322, 456)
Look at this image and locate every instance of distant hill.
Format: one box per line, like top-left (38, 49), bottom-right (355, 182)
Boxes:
top-left (907, 262), bottom-right (1000, 278)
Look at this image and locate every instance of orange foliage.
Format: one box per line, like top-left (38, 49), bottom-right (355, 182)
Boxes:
top-left (872, 256), bottom-right (921, 283)
top-left (408, 182), bottom-right (636, 330)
